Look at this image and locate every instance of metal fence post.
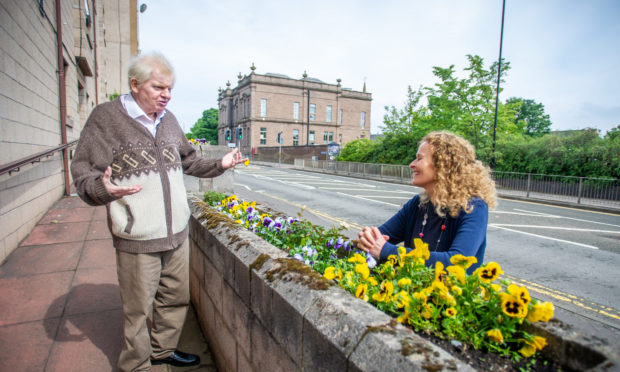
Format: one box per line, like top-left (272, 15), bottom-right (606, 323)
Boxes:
top-left (526, 173), bottom-right (531, 198)
top-left (577, 177), bottom-right (584, 204)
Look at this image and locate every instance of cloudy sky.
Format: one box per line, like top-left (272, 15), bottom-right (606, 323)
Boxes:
top-left (138, 0), bottom-right (620, 135)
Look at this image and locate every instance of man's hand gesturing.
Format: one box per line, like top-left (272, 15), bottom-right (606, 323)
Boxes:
top-left (102, 166), bottom-right (142, 198)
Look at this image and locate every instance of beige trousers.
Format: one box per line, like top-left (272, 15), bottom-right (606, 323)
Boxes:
top-left (115, 239), bottom-right (190, 372)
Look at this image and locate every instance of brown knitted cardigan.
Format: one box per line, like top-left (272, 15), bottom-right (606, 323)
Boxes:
top-left (71, 99), bottom-right (225, 253)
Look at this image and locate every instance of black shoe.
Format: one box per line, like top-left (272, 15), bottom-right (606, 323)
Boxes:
top-left (151, 351), bottom-right (200, 367)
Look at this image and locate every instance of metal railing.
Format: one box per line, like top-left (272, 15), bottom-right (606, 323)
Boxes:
top-left (291, 159), bottom-right (620, 210)
top-left (0, 140), bottom-right (78, 176)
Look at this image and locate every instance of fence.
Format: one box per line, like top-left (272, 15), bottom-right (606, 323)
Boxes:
top-left (290, 159), bottom-right (620, 210)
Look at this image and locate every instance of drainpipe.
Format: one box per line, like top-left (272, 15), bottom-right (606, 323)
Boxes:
top-left (93, 0), bottom-right (98, 104)
top-left (56, 0), bottom-right (70, 195)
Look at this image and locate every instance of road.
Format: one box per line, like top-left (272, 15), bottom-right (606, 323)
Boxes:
top-left (230, 164), bottom-right (620, 344)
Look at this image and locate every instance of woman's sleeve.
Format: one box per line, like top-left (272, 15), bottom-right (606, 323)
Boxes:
top-left (377, 196), bottom-right (418, 261)
top-left (426, 200), bottom-right (489, 269)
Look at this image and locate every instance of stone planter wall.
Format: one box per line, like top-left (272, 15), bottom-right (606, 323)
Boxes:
top-left (187, 196), bottom-right (619, 372)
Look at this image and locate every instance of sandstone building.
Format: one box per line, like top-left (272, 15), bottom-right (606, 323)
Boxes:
top-left (217, 66), bottom-right (372, 157)
top-left (0, 0), bottom-right (138, 262)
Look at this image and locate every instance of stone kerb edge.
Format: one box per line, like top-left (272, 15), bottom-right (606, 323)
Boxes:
top-left (188, 196), bottom-right (472, 371)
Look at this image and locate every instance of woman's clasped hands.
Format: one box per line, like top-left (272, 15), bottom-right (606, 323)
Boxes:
top-left (357, 226), bottom-right (390, 259)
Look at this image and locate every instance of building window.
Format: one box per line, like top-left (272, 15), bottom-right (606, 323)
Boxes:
top-left (309, 130), bottom-right (315, 145)
top-left (261, 99), bottom-right (267, 117)
top-left (293, 102), bottom-right (300, 120)
top-left (339, 133), bottom-right (342, 143)
top-left (293, 130), bottom-right (299, 146)
top-left (326, 105), bottom-right (332, 122)
top-left (339, 109), bottom-right (343, 125)
top-left (323, 131), bottom-right (328, 144)
top-left (310, 104), bottom-right (316, 121)
top-left (329, 131), bottom-right (334, 142)
top-left (360, 111), bottom-right (366, 128)
top-left (260, 127), bottom-right (267, 145)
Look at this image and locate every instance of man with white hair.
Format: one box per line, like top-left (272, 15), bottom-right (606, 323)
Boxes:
top-left (71, 52), bottom-right (246, 371)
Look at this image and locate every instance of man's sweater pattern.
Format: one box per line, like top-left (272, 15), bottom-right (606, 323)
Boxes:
top-left (71, 99), bottom-right (225, 253)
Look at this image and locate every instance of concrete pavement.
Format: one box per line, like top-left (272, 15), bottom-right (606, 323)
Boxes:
top-left (0, 196), bottom-right (217, 372)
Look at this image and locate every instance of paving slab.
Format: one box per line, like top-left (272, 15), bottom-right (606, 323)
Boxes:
top-left (0, 196), bottom-right (218, 372)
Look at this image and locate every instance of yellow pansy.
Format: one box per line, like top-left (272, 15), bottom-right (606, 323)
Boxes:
top-left (372, 280), bottom-right (394, 303)
top-left (356, 283), bottom-right (369, 301)
top-left (445, 307), bottom-right (457, 318)
top-left (446, 265), bottom-right (466, 285)
top-left (386, 255), bottom-right (397, 267)
top-left (367, 277), bottom-right (378, 286)
top-left (324, 267), bottom-right (342, 281)
top-left (413, 291), bottom-right (427, 304)
top-left (450, 254), bottom-right (478, 269)
top-left (348, 253), bottom-right (366, 264)
top-left (478, 262), bottom-right (503, 283)
top-left (519, 336), bottom-right (547, 357)
top-left (507, 284), bottom-right (531, 307)
top-left (434, 261), bottom-right (445, 282)
top-left (396, 291), bottom-right (411, 308)
top-left (499, 292), bottom-right (528, 318)
top-left (355, 263), bottom-right (370, 279)
top-left (397, 278), bottom-right (412, 287)
top-left (487, 329), bottom-right (504, 343)
top-left (528, 301), bottom-right (554, 322)
top-left (450, 285), bottom-right (462, 296)
top-left (412, 238), bottom-right (430, 260)
top-left (540, 301), bottom-right (554, 321)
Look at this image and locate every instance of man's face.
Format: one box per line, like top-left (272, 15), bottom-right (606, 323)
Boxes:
top-left (130, 68), bottom-right (173, 119)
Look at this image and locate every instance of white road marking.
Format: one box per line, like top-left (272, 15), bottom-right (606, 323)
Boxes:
top-left (490, 224), bottom-right (620, 234)
top-left (337, 192), bottom-right (400, 207)
top-left (319, 187), bottom-right (378, 191)
top-left (235, 183), bottom-right (252, 191)
top-left (354, 195), bottom-right (412, 200)
top-left (489, 225), bottom-right (599, 249)
top-left (514, 208), bottom-right (620, 228)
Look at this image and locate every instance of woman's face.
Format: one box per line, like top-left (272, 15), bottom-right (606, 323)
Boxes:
top-left (410, 142), bottom-right (437, 193)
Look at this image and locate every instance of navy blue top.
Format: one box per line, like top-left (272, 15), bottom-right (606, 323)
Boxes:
top-left (378, 195), bottom-right (489, 274)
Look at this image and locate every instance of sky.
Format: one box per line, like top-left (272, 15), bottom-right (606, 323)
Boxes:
top-left (138, 0), bottom-right (620, 135)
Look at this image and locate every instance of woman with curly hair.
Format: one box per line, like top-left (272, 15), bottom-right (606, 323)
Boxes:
top-left (358, 131), bottom-right (497, 274)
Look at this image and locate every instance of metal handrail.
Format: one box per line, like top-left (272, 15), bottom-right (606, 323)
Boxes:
top-left (0, 140), bottom-right (79, 176)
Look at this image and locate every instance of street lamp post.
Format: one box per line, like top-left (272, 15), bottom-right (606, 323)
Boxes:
top-left (491, 0), bottom-right (506, 170)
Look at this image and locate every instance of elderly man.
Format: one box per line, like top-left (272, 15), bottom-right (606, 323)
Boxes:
top-left (71, 52), bottom-right (246, 372)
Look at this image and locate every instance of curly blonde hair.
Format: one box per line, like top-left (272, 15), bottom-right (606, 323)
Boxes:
top-left (419, 131), bottom-right (497, 217)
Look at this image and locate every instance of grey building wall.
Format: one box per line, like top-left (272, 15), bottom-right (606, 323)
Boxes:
top-left (0, 0), bottom-right (136, 263)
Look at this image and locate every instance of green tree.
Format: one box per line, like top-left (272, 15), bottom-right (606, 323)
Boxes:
top-left (423, 54), bottom-right (519, 153)
top-left (505, 97), bottom-right (552, 137)
top-left (336, 138), bottom-right (377, 162)
top-left (605, 124), bottom-right (620, 141)
top-left (188, 108), bottom-right (218, 144)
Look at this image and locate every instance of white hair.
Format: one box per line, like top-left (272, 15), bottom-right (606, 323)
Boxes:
top-left (127, 52), bottom-right (175, 87)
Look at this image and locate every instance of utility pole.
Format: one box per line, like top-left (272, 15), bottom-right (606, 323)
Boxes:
top-left (491, 0), bottom-right (506, 170)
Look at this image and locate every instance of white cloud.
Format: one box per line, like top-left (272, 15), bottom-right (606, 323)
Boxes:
top-left (139, 0), bottom-right (620, 134)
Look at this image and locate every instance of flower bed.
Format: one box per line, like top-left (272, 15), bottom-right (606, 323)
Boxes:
top-left (207, 192), bottom-right (555, 361)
